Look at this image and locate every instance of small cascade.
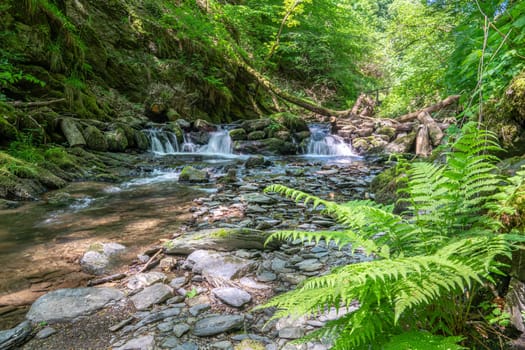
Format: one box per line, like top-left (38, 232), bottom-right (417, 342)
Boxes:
top-left (145, 127), bottom-right (233, 155)
top-left (199, 129), bottom-right (232, 154)
top-left (145, 129), bottom-right (180, 154)
top-left (305, 123), bottom-right (356, 156)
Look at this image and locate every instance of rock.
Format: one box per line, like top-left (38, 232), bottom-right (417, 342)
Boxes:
top-left (159, 257), bottom-right (176, 271)
top-left (169, 276), bottom-right (187, 289)
top-left (229, 128), bottom-right (247, 141)
top-left (351, 136), bottom-right (388, 154)
top-left (162, 337), bottom-right (180, 348)
top-left (375, 125), bottom-right (396, 141)
top-left (80, 251), bottom-right (109, 275)
top-left (213, 287), bottom-right (252, 308)
top-left (130, 283), bottom-right (173, 310)
top-left (134, 130), bottom-right (150, 150)
top-left (295, 259), bottom-right (323, 272)
top-left (26, 288), bottom-right (124, 323)
top-left (211, 340), bottom-right (234, 349)
top-left (60, 118), bottom-right (86, 147)
top-left (0, 321), bottom-right (32, 350)
top-left (176, 118), bottom-right (191, 130)
top-left (278, 327), bottom-right (305, 339)
top-left (133, 307), bottom-right (181, 329)
top-left (106, 128), bottom-right (129, 152)
top-left (261, 138), bottom-right (297, 155)
top-left (176, 342), bottom-right (199, 350)
top-left (273, 130), bottom-right (291, 141)
top-left (241, 193), bottom-right (276, 205)
top-left (36, 326), bottom-right (56, 339)
top-left (234, 339), bottom-right (266, 350)
top-left (127, 272), bottom-right (167, 290)
top-left (294, 130), bottom-right (311, 141)
top-left (114, 335), bottom-right (155, 350)
top-left (83, 125), bottom-right (108, 151)
top-left (194, 119), bottom-right (216, 132)
top-left (256, 271), bottom-right (277, 282)
top-left (242, 118), bottom-right (271, 132)
top-left (270, 112), bottom-right (309, 132)
top-left (385, 132), bottom-right (416, 154)
top-left (165, 228), bottom-right (270, 254)
top-left (247, 130), bottom-right (266, 140)
top-left (167, 122), bottom-right (184, 143)
top-left (103, 242), bottom-right (126, 256)
top-left (189, 303), bottom-right (211, 316)
top-left (173, 323), bottom-right (191, 337)
top-left (239, 277), bottom-right (271, 290)
top-left (506, 278), bottom-right (525, 332)
top-left (185, 250), bottom-right (256, 281)
top-left (245, 156), bottom-right (266, 168)
top-left (193, 314), bottom-right (244, 336)
top-left (179, 166), bottom-right (209, 183)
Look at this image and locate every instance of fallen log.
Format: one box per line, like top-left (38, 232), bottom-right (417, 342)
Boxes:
top-left (9, 98), bottom-right (65, 108)
top-left (416, 124), bottom-right (432, 157)
top-left (398, 95), bottom-right (460, 123)
top-left (87, 273), bottom-right (127, 287)
top-left (417, 111), bottom-right (444, 146)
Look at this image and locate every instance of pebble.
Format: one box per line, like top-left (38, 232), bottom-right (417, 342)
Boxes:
top-left (36, 326), bottom-right (56, 339)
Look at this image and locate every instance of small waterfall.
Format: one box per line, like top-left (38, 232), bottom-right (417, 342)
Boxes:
top-left (199, 129), bottom-right (232, 154)
top-left (145, 129), bottom-right (180, 154)
top-left (146, 127), bottom-right (233, 155)
top-left (306, 123), bottom-right (356, 156)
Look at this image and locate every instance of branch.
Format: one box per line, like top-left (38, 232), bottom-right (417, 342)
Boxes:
top-left (397, 95), bottom-right (460, 122)
top-left (8, 98), bottom-right (66, 107)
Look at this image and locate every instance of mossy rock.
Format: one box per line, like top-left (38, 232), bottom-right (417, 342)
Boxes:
top-left (194, 119), bottom-right (216, 132)
top-left (273, 130), bottom-right (291, 141)
top-left (0, 117), bottom-right (18, 144)
top-left (294, 130), bottom-right (311, 141)
top-left (241, 118), bottom-right (271, 132)
top-left (385, 132), bottom-right (416, 154)
top-left (234, 339), bottom-right (266, 350)
top-left (269, 112), bottom-right (309, 132)
top-left (261, 138), bottom-right (298, 155)
top-left (229, 128), bottom-right (246, 141)
top-left (352, 136), bottom-right (388, 154)
top-left (179, 166), bottom-right (209, 183)
top-left (369, 166), bottom-right (408, 213)
top-left (105, 128), bottom-right (128, 152)
top-left (114, 123), bottom-right (136, 148)
top-left (247, 130), bottom-right (266, 140)
top-left (376, 126), bottom-right (396, 141)
top-left (83, 126), bottom-right (109, 151)
top-left (166, 122), bottom-right (184, 143)
top-left (134, 130), bottom-right (150, 150)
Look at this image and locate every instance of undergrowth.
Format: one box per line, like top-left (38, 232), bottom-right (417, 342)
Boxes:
top-left (261, 122), bottom-right (525, 349)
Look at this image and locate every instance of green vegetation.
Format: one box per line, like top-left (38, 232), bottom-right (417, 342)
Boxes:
top-left (261, 123), bottom-right (525, 349)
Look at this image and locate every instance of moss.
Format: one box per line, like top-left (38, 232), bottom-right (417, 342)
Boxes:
top-left (105, 128), bottom-right (128, 152)
top-left (247, 130), bottom-right (266, 140)
top-left (83, 125), bottom-right (109, 151)
top-left (0, 117), bottom-right (18, 144)
top-left (229, 128), bottom-right (246, 141)
top-left (269, 112), bottom-right (309, 132)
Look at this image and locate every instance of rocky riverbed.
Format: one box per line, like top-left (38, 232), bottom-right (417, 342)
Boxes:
top-left (0, 154), bottom-right (386, 350)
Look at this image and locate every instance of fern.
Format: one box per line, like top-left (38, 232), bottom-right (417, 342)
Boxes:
top-left (260, 122), bottom-right (525, 349)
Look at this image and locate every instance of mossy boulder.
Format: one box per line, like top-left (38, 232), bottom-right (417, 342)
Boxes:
top-left (269, 112), bottom-right (309, 132)
top-left (369, 166), bottom-right (408, 213)
top-left (375, 126), bottom-right (397, 141)
top-left (105, 128), bottom-right (128, 152)
top-left (179, 166), bottom-right (209, 183)
top-left (134, 130), bottom-right (150, 150)
top-left (247, 130), bottom-right (266, 140)
top-left (241, 118), bottom-right (271, 132)
top-left (229, 128), bottom-right (246, 141)
top-left (352, 136), bottom-right (388, 154)
top-left (294, 130), bottom-right (311, 141)
top-left (60, 118), bottom-right (86, 148)
top-left (273, 130), bottom-right (291, 141)
top-left (194, 119), bottom-right (216, 132)
top-left (385, 132), bottom-right (416, 154)
top-left (166, 122), bottom-right (184, 143)
top-left (114, 123), bottom-right (137, 148)
top-left (83, 126), bottom-right (109, 151)
top-left (0, 117), bottom-right (18, 144)
top-left (261, 138), bottom-right (297, 155)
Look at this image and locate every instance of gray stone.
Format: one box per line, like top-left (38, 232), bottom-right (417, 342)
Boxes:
top-left (239, 277), bottom-right (271, 290)
top-left (80, 251), bottom-right (109, 275)
top-left (279, 327), bottom-right (305, 339)
top-left (212, 287), bottom-right (252, 308)
top-left (295, 259), bottom-right (324, 272)
top-left (280, 273), bottom-right (307, 285)
top-left (36, 326), bottom-right (56, 339)
top-left (26, 288), bottom-right (124, 323)
top-left (162, 337), bottom-right (180, 348)
top-left (256, 271), bottom-right (277, 282)
top-left (189, 303), bottom-right (211, 316)
top-left (179, 166), bottom-right (209, 183)
top-left (134, 307), bottom-right (181, 329)
top-left (211, 340), bottom-right (234, 349)
top-left (169, 276), bottom-right (187, 289)
top-left (176, 342), bottom-right (198, 350)
top-left (193, 315), bottom-right (244, 336)
top-left (173, 323), bottom-right (191, 337)
top-left (185, 250), bottom-right (256, 280)
top-left (127, 272), bottom-right (167, 290)
top-left (0, 321), bottom-right (32, 349)
top-left (157, 320), bottom-right (174, 332)
top-left (131, 283), bottom-right (173, 310)
top-left (102, 242), bottom-right (126, 256)
top-left (114, 335), bottom-right (155, 350)
top-left (242, 193), bottom-right (276, 205)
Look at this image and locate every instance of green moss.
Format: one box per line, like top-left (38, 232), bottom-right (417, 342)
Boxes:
top-left (83, 125), bottom-right (109, 151)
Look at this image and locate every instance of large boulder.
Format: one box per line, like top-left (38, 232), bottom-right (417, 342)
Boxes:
top-left (83, 125), bottom-right (108, 151)
top-left (229, 128), bottom-right (247, 141)
top-left (105, 128), bottom-right (128, 152)
top-left (26, 288), bottom-right (124, 323)
top-left (270, 112), bottom-right (309, 132)
top-left (184, 250), bottom-right (256, 280)
top-left (241, 118), bottom-right (271, 132)
top-left (178, 166), bottom-right (209, 183)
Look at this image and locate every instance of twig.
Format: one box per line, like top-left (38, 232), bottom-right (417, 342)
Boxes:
top-left (87, 273), bottom-right (127, 287)
top-left (138, 248), bottom-right (164, 273)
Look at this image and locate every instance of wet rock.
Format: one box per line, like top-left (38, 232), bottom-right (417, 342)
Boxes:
top-left (130, 283), bottom-right (173, 310)
top-left (242, 193), bottom-right (276, 205)
top-left (134, 130), bottom-right (150, 150)
top-left (83, 125), bottom-right (108, 151)
top-left (245, 155), bottom-right (266, 168)
top-left (193, 314), bottom-right (244, 336)
top-left (80, 251), bottom-right (109, 275)
top-left (185, 250), bottom-right (256, 281)
top-left (194, 119), bottom-right (216, 132)
top-left (173, 323), bottom-right (191, 337)
top-left (229, 128), bottom-right (247, 141)
top-left (127, 272), bottom-right (167, 290)
top-left (270, 112), bottom-right (309, 132)
top-left (106, 128), bottom-right (129, 152)
top-left (179, 166), bottom-right (209, 183)
top-left (242, 118), bottom-right (271, 132)
top-left (114, 335), bottom-right (155, 350)
top-left (36, 326), bottom-right (56, 339)
top-left (212, 287), bottom-right (252, 308)
top-left (176, 118), bottom-right (191, 130)
top-left (26, 288), bottom-right (124, 323)
top-left (0, 321), bottom-right (32, 350)
top-left (248, 130), bottom-right (266, 140)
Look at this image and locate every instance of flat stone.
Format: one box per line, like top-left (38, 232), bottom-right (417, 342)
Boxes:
top-left (295, 259), bottom-right (324, 272)
top-left (80, 251), bottom-right (109, 275)
top-left (162, 337), bottom-right (180, 348)
top-left (0, 321), bottom-right (32, 349)
top-left (114, 335), bottom-right (155, 350)
top-left (103, 242), bottom-right (126, 256)
top-left (175, 342), bottom-right (198, 350)
top-left (185, 250), bottom-right (256, 281)
top-left (189, 303), bottom-right (211, 316)
top-left (256, 271), bottom-right (277, 282)
top-left (127, 272), bottom-right (167, 290)
top-left (173, 323), bottom-right (191, 337)
top-left (239, 277), bottom-right (271, 290)
top-left (169, 276), bottom-right (187, 289)
top-left (212, 287), bottom-right (252, 308)
top-left (36, 326), bottom-right (56, 339)
top-left (211, 340), bottom-right (234, 349)
top-left (241, 193), bottom-right (276, 205)
top-left (278, 327), bottom-right (305, 339)
top-left (193, 315), bottom-right (244, 336)
top-left (133, 307), bottom-right (181, 329)
top-left (26, 288), bottom-right (124, 323)
top-left (130, 283), bottom-right (173, 310)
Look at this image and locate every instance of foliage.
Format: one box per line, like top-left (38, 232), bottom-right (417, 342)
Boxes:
top-left (261, 123), bottom-right (525, 348)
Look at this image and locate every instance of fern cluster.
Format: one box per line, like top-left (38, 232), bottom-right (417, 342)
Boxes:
top-left (261, 122), bottom-right (525, 349)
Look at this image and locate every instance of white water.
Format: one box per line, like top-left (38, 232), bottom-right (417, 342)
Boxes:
top-left (146, 128), bottom-right (233, 155)
top-left (305, 123), bottom-right (356, 156)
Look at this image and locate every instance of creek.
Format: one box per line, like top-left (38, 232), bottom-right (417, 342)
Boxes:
top-left (0, 124), bottom-right (374, 330)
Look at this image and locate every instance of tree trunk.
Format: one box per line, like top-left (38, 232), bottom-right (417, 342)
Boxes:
top-left (417, 111), bottom-right (444, 146)
top-left (398, 95), bottom-right (460, 122)
top-left (416, 124), bottom-right (432, 157)
top-left (60, 118), bottom-right (86, 147)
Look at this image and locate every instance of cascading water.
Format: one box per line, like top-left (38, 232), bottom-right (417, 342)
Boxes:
top-left (146, 127), bottom-right (233, 155)
top-left (305, 123), bottom-right (356, 156)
